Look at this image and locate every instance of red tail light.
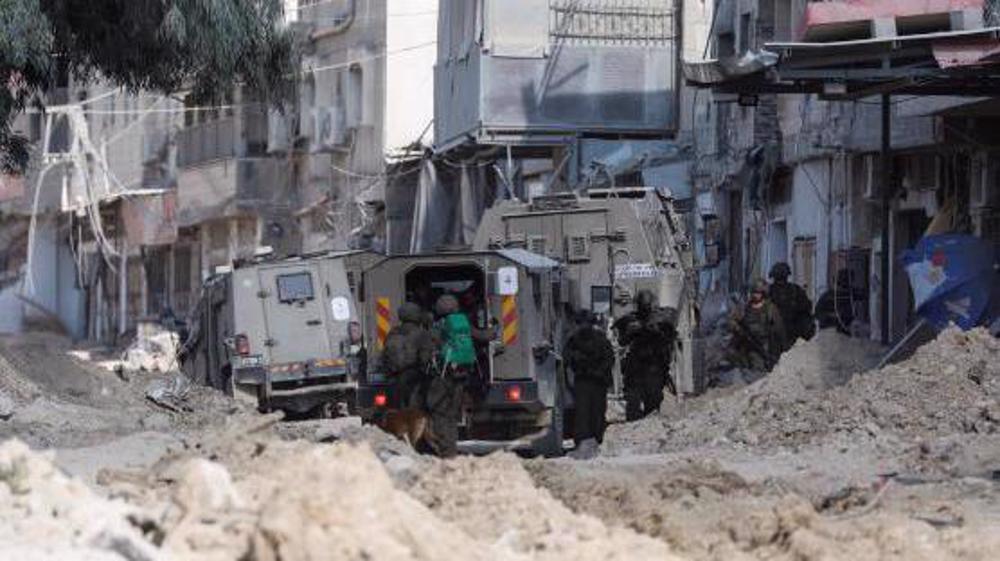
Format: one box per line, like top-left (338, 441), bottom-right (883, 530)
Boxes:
top-left (235, 334), bottom-right (250, 356)
top-left (505, 385), bottom-right (522, 402)
top-left (374, 392), bottom-right (388, 407)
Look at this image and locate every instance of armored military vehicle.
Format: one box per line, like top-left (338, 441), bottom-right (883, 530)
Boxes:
top-left (354, 249), bottom-right (568, 455)
top-left (473, 187), bottom-right (702, 395)
top-left (183, 250), bottom-right (380, 414)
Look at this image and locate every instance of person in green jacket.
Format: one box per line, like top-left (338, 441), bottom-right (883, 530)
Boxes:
top-left (426, 294), bottom-right (473, 457)
top-left (436, 295), bottom-right (477, 369)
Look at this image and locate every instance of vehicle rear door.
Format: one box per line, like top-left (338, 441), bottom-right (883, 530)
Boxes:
top-left (257, 263), bottom-right (334, 364)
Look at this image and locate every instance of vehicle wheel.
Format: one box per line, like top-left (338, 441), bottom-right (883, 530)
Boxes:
top-left (220, 365), bottom-right (235, 397)
top-left (256, 383), bottom-right (272, 413)
top-left (534, 369), bottom-right (566, 458)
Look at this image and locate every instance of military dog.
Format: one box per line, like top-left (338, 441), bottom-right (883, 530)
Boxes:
top-left (375, 408), bottom-right (437, 453)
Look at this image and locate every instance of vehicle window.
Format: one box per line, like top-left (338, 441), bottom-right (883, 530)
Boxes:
top-left (276, 272), bottom-right (314, 302)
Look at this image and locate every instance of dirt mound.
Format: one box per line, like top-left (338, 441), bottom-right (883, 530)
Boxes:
top-left (605, 327), bottom-right (997, 454)
top-left (0, 332), bottom-right (126, 407)
top-left (528, 456), bottom-right (1000, 561)
top-left (153, 441), bottom-right (491, 561)
top-left (733, 327), bottom-right (999, 449)
top-left (409, 453), bottom-right (681, 561)
top-left (0, 439), bottom-right (160, 561)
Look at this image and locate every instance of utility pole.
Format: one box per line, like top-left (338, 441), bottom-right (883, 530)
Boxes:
top-left (879, 94), bottom-right (891, 344)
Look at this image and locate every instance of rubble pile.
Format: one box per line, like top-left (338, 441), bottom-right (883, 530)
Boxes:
top-left (0, 331), bottom-right (245, 448)
top-left (528, 457), bottom-right (1000, 561)
top-left (15, 417), bottom-right (675, 561)
top-left (121, 325), bottom-right (181, 374)
top-left (0, 439), bottom-right (159, 561)
top-left (735, 327), bottom-right (999, 448)
top-left (605, 327), bottom-right (997, 454)
top-left (409, 453), bottom-right (679, 561)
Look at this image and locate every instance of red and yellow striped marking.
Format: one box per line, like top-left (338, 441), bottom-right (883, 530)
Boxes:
top-left (375, 297), bottom-right (391, 349)
top-left (501, 295), bottom-right (518, 346)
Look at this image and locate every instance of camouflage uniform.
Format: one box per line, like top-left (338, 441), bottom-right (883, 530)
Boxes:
top-left (730, 284), bottom-right (786, 371)
top-left (613, 291), bottom-right (677, 422)
top-left (768, 263), bottom-right (815, 349)
top-left (382, 303), bottom-right (435, 409)
top-left (564, 312), bottom-right (615, 445)
top-left (426, 294), bottom-right (468, 458)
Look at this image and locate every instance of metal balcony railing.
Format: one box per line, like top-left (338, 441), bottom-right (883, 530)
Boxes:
top-left (550, 0), bottom-right (676, 46)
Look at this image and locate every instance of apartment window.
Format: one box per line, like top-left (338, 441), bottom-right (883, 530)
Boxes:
top-left (774, 0), bottom-right (792, 41)
top-left (716, 32), bottom-right (736, 57)
top-left (173, 245), bottom-right (193, 314)
top-left (183, 91), bottom-right (233, 128)
top-left (792, 237), bottom-right (817, 301)
top-left (739, 13), bottom-right (752, 52)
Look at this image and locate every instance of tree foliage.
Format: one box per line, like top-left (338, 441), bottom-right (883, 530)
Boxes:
top-left (0, 0), bottom-right (296, 173)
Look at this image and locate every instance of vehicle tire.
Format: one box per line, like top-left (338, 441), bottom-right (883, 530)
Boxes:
top-left (257, 383), bottom-right (272, 413)
top-left (534, 368), bottom-right (566, 458)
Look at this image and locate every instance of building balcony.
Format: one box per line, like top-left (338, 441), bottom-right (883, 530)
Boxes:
top-left (177, 118), bottom-right (237, 168)
top-left (176, 156), bottom-right (292, 227)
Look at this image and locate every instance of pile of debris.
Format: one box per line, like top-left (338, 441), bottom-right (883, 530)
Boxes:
top-left (0, 439), bottom-right (159, 561)
top-left (0, 330), bottom-right (245, 448)
top-left (739, 327), bottom-right (999, 448)
top-left (409, 453), bottom-right (677, 561)
top-left (120, 323), bottom-right (181, 374)
top-left (1, 412), bottom-right (687, 561)
top-left (605, 327), bottom-right (997, 455)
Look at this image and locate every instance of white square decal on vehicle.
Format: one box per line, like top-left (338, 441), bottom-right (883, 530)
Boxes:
top-left (497, 267), bottom-right (519, 295)
top-left (331, 296), bottom-right (351, 321)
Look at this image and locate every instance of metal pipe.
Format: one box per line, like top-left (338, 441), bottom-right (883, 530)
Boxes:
top-left (880, 94), bottom-right (891, 344)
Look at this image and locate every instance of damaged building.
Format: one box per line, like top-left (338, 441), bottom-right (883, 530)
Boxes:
top-left (0, 0), bottom-right (439, 341)
top-left (685, 0), bottom-right (1000, 342)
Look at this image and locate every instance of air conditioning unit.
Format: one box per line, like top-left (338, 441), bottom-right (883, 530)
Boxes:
top-left (527, 235), bottom-right (546, 256)
top-left (970, 152), bottom-right (998, 209)
top-left (565, 233), bottom-right (590, 263)
top-left (311, 106), bottom-right (347, 153)
top-left (267, 110), bottom-right (291, 154)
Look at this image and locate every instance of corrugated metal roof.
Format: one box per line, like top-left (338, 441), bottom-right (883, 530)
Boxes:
top-left (496, 248), bottom-right (561, 270)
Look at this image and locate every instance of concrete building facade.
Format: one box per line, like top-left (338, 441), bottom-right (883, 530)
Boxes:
top-left (689, 0), bottom-right (1000, 342)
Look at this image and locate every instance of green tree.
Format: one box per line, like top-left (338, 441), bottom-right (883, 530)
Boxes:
top-left (0, 0), bottom-right (296, 172)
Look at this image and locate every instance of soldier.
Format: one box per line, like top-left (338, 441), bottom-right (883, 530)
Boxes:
top-left (613, 290), bottom-right (677, 422)
top-left (425, 294), bottom-right (476, 458)
top-left (730, 280), bottom-right (787, 371)
top-left (767, 262), bottom-right (815, 350)
top-left (382, 302), bottom-right (435, 409)
top-left (565, 310), bottom-right (615, 459)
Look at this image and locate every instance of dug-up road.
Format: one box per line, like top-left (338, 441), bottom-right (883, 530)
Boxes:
top-left (0, 326), bottom-right (997, 561)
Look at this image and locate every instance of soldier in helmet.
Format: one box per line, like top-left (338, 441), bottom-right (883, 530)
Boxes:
top-left (767, 262), bottom-right (815, 350)
top-left (382, 302), bottom-right (435, 409)
top-left (613, 290), bottom-right (677, 421)
top-left (730, 280), bottom-right (787, 371)
top-left (425, 294), bottom-right (477, 458)
top-left (564, 310), bottom-right (615, 459)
